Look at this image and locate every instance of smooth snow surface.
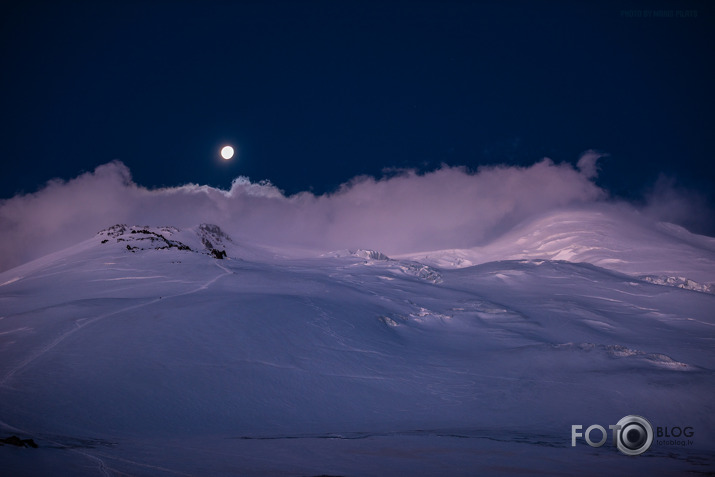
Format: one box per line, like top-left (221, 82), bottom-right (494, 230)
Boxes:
top-left (1, 216), bottom-right (714, 476)
top-left (399, 207), bottom-right (715, 284)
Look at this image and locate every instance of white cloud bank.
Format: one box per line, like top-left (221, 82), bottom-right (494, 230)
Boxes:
top-left (0, 155), bottom-right (708, 272)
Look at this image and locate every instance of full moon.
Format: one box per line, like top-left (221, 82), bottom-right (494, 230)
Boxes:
top-left (220, 145), bottom-right (234, 160)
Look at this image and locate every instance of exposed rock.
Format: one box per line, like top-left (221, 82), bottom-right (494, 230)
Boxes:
top-left (98, 224), bottom-right (128, 238)
top-left (99, 225), bottom-right (192, 253)
top-left (395, 262), bottom-right (443, 284)
top-left (198, 224), bottom-right (232, 253)
top-left (323, 249), bottom-right (390, 261)
top-left (351, 249), bottom-right (390, 261)
top-left (0, 435), bottom-right (38, 448)
top-left (96, 224), bottom-right (237, 259)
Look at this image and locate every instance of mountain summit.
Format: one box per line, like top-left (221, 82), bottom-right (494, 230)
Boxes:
top-left (97, 223), bottom-right (232, 259)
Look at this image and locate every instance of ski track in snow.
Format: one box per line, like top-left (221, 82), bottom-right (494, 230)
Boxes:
top-left (0, 262), bottom-right (232, 388)
top-left (0, 261), bottom-right (234, 475)
top-left (0, 418), bottom-right (191, 477)
top-left (80, 451), bottom-right (194, 477)
top-left (90, 275), bottom-right (168, 282)
top-left (75, 450), bottom-right (112, 477)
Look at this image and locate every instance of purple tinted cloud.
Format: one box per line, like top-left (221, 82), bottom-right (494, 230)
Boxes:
top-left (576, 149), bottom-right (608, 179)
top-left (641, 174), bottom-right (714, 234)
top-left (0, 156), bottom-right (703, 272)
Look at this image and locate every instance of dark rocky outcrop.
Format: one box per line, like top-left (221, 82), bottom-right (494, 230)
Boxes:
top-left (97, 224), bottom-right (232, 258)
top-left (0, 435), bottom-right (38, 448)
top-left (99, 225), bottom-right (192, 252)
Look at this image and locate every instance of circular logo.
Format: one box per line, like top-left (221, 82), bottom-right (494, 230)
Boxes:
top-left (615, 415), bottom-right (653, 456)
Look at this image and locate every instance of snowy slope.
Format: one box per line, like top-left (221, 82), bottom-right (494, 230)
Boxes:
top-left (398, 206), bottom-right (715, 290)
top-left (1, 220), bottom-right (714, 475)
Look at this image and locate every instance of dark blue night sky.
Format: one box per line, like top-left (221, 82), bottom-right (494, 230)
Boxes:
top-left (1, 1), bottom-right (713, 228)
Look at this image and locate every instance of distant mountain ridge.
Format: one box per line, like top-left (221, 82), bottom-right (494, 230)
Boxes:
top-left (2, 207), bottom-right (714, 295)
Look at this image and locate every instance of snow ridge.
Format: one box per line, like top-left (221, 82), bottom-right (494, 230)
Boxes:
top-left (326, 249), bottom-right (443, 283)
top-left (640, 275), bottom-right (715, 294)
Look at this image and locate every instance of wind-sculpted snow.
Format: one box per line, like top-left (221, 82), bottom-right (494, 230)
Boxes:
top-left (324, 248), bottom-right (391, 261)
top-left (640, 275), bottom-right (715, 294)
top-left (552, 343), bottom-right (694, 371)
top-left (399, 207), bottom-right (715, 287)
top-left (0, 228), bottom-right (714, 475)
top-left (325, 249), bottom-right (443, 283)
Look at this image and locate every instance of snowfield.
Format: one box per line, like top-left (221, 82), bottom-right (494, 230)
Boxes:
top-left (1, 211), bottom-right (714, 475)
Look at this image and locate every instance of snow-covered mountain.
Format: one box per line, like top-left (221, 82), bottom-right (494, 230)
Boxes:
top-left (398, 206), bottom-right (715, 291)
top-left (1, 215), bottom-right (714, 475)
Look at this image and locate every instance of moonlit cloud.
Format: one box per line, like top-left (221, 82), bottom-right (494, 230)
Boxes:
top-left (0, 155), bottom-right (708, 272)
top-left (576, 149), bottom-right (608, 179)
top-left (641, 174), bottom-right (715, 235)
